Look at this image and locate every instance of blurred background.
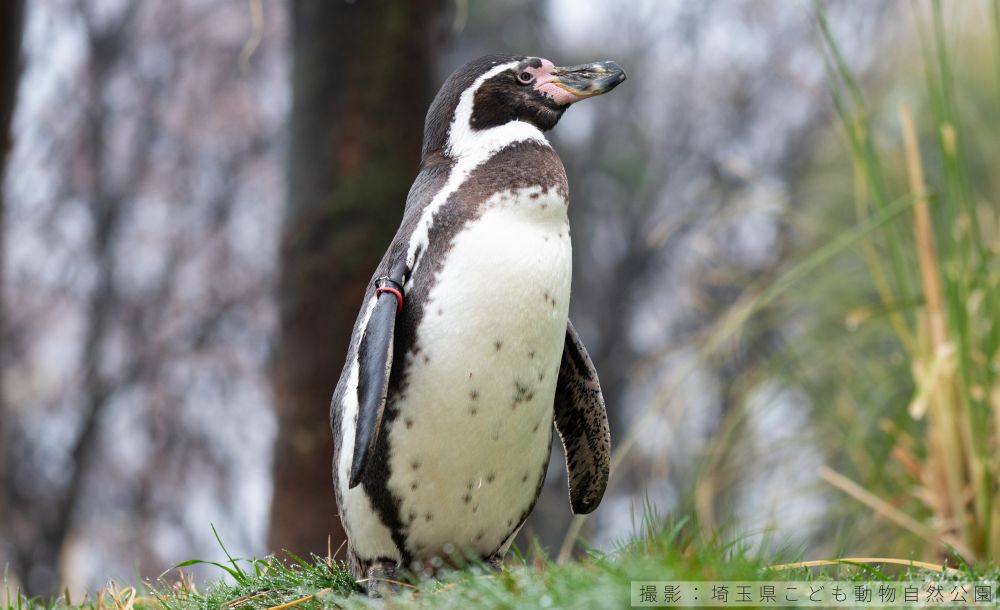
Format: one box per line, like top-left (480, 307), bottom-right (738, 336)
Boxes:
top-left (2, 0), bottom-right (999, 599)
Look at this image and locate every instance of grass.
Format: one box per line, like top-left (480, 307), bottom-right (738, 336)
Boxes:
top-left (814, 0), bottom-right (1000, 563)
top-left (5, 515), bottom-right (989, 610)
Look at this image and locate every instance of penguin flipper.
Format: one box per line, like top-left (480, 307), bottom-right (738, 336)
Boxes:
top-left (553, 319), bottom-right (611, 514)
top-left (348, 278), bottom-right (402, 489)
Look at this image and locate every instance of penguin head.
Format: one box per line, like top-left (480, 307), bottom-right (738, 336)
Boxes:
top-left (422, 54), bottom-right (626, 159)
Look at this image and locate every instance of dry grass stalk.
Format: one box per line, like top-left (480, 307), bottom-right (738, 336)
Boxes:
top-left (896, 103), bottom-right (992, 560)
top-left (819, 466), bottom-right (973, 558)
top-left (770, 557), bottom-right (961, 574)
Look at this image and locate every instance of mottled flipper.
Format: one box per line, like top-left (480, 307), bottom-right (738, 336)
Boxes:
top-left (553, 319), bottom-right (611, 514)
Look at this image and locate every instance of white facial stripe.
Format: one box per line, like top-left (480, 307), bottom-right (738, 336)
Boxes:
top-left (404, 61), bottom-right (552, 288)
top-left (447, 61), bottom-right (546, 158)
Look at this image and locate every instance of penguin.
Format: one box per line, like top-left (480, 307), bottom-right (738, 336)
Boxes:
top-left (330, 54), bottom-right (625, 594)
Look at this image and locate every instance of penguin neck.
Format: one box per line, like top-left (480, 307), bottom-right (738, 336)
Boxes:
top-left (422, 124), bottom-right (550, 169)
top-left (422, 123), bottom-right (550, 169)
top-left (446, 121), bottom-right (549, 163)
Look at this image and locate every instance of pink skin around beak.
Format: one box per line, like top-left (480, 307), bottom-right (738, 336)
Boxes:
top-left (526, 59), bottom-right (581, 106)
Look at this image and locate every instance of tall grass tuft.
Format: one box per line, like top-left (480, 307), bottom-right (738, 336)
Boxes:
top-left (817, 0), bottom-right (1000, 562)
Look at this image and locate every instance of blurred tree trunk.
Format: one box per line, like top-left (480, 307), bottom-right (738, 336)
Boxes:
top-left (0, 0), bottom-right (25, 580)
top-left (0, 1), bottom-right (24, 402)
top-left (271, 0), bottom-right (444, 557)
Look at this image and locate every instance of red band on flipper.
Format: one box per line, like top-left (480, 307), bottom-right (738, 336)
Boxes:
top-left (376, 286), bottom-right (404, 314)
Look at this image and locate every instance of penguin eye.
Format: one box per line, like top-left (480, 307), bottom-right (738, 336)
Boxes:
top-left (517, 71), bottom-right (534, 85)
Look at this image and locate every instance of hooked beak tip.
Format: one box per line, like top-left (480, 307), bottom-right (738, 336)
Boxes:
top-left (550, 60), bottom-right (626, 101)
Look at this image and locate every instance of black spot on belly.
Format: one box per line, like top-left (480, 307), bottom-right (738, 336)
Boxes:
top-left (472, 504), bottom-right (479, 513)
top-left (410, 481), bottom-right (419, 491)
top-left (487, 472), bottom-right (496, 484)
top-left (494, 340), bottom-right (503, 351)
top-left (475, 530), bottom-right (485, 541)
top-left (404, 418), bottom-right (414, 429)
top-left (463, 493), bottom-right (472, 504)
top-left (512, 381), bottom-right (535, 409)
top-left (470, 389), bottom-right (479, 400)
top-left (423, 354), bottom-right (431, 364)
top-left (408, 510), bottom-right (417, 523)
top-left (424, 511), bottom-right (433, 522)
top-left (521, 473), bottom-right (528, 482)
top-left (469, 406), bottom-right (478, 415)
top-left (528, 350), bottom-right (535, 359)
top-left (411, 461), bottom-right (420, 470)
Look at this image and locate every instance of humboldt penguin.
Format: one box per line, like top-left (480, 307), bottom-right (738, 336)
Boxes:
top-left (330, 54), bottom-right (625, 594)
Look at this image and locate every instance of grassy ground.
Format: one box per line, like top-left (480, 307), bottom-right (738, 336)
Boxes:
top-left (4, 516), bottom-right (987, 610)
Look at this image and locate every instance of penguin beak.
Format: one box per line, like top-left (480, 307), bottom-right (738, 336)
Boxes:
top-left (547, 61), bottom-right (626, 103)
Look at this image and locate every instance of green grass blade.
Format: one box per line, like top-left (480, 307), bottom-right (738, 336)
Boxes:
top-left (210, 523), bottom-right (249, 585)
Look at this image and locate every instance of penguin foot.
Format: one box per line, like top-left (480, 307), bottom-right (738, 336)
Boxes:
top-left (486, 553), bottom-right (505, 573)
top-left (365, 559), bottom-right (400, 598)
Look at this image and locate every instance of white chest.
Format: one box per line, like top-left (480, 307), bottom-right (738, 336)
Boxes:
top-left (390, 185), bottom-right (571, 558)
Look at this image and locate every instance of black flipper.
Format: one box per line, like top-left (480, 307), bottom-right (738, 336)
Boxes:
top-left (553, 319), bottom-right (611, 514)
top-left (348, 276), bottom-right (403, 489)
